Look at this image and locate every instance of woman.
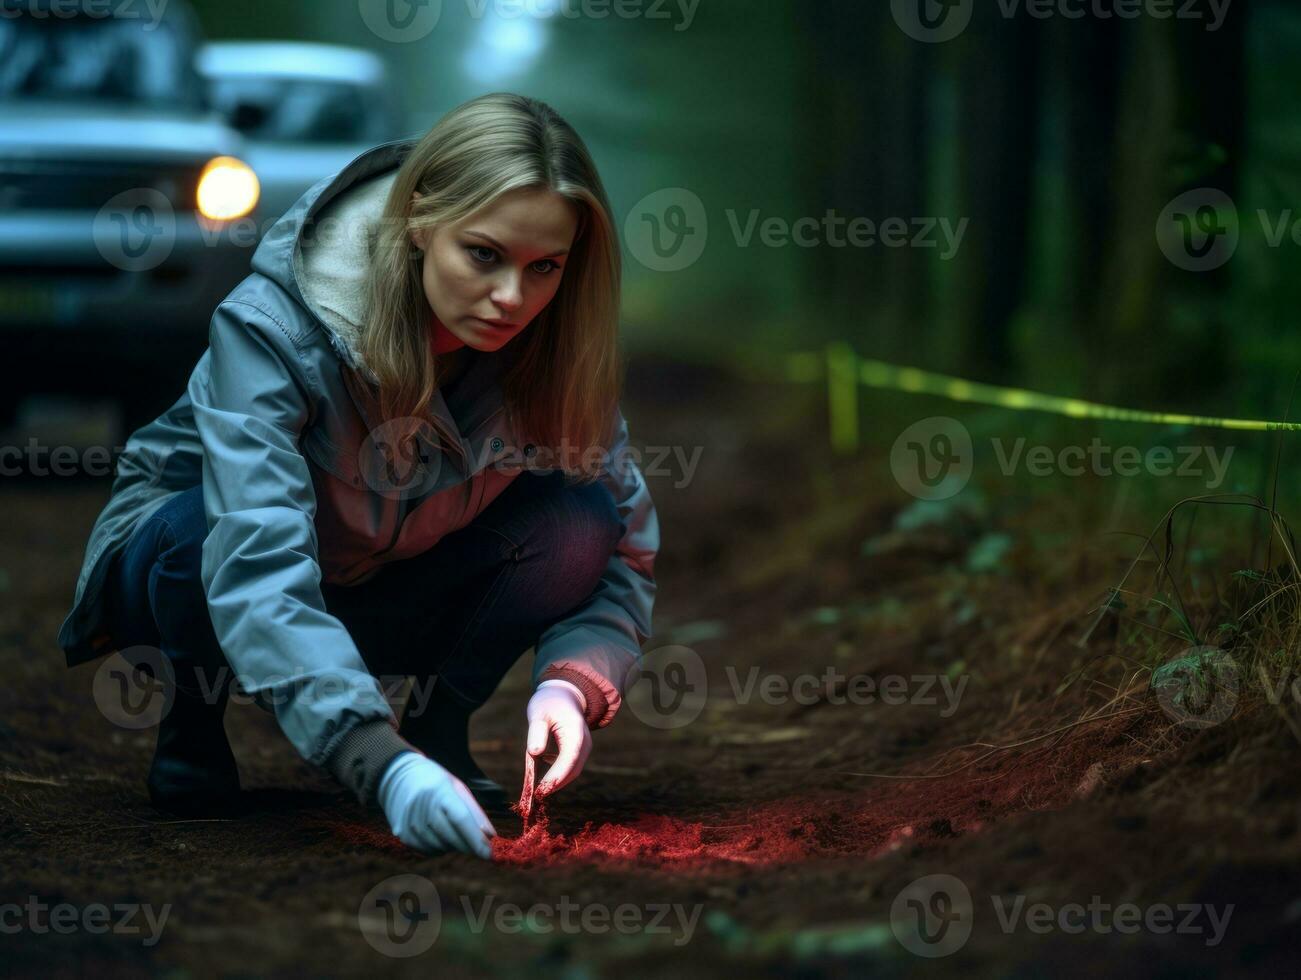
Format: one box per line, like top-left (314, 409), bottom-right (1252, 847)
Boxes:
top-left (56, 93), bottom-right (660, 861)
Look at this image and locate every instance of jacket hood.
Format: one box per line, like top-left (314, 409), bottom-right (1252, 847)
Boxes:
top-left (250, 138), bottom-right (416, 381)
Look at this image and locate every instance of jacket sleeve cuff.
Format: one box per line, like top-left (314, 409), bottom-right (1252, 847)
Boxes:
top-left (323, 717), bottom-right (416, 807)
top-left (538, 664), bottom-right (617, 728)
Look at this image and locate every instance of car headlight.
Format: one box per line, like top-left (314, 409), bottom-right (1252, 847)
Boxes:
top-left (196, 156), bottom-right (260, 221)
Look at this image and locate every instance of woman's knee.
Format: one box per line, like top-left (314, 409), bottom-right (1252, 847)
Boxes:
top-left (124, 485), bottom-right (212, 633)
top-left (149, 485), bottom-right (210, 579)
top-left (109, 485), bottom-right (211, 650)
top-left (145, 486), bottom-right (230, 674)
top-left (517, 475), bottom-right (623, 598)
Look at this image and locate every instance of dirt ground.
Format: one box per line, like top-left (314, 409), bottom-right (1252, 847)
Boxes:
top-left (3, 360), bottom-right (1300, 978)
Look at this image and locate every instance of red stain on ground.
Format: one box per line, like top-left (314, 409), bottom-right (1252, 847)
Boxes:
top-left (490, 723), bottom-right (1139, 869)
top-left (494, 812), bottom-right (722, 867)
top-left (493, 798), bottom-right (946, 869)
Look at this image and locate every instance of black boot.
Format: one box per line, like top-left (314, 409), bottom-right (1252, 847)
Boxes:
top-left (398, 679), bottom-right (511, 816)
top-left (146, 682), bottom-right (243, 818)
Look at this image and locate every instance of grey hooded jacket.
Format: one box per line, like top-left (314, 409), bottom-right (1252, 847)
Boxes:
top-left (56, 138), bottom-right (659, 807)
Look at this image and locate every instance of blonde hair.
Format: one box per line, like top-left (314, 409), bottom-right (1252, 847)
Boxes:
top-left (361, 92), bottom-right (622, 482)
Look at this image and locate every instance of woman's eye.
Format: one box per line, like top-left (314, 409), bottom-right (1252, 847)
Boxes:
top-left (467, 245), bottom-right (559, 275)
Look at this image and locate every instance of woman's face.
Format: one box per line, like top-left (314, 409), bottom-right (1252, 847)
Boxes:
top-left (410, 187), bottom-right (580, 353)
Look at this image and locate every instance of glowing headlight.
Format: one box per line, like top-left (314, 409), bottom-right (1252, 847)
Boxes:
top-left (196, 156), bottom-right (260, 221)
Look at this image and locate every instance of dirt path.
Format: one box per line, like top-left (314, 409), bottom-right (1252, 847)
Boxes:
top-left (2, 363), bottom-right (1298, 978)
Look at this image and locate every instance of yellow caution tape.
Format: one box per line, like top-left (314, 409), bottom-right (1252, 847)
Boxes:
top-left (744, 343), bottom-right (1301, 453)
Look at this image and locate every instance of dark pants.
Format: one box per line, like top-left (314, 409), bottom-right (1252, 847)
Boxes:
top-left (104, 470), bottom-right (624, 737)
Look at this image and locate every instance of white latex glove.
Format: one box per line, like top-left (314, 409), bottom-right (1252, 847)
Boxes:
top-left (526, 679), bottom-right (592, 799)
top-left (378, 751), bottom-right (496, 859)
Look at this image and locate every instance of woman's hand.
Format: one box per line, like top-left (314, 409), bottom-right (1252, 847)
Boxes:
top-left (378, 751), bottom-right (496, 859)
top-left (526, 679), bottom-right (592, 798)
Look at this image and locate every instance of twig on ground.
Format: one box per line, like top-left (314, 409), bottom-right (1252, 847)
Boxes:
top-left (0, 771), bottom-right (65, 786)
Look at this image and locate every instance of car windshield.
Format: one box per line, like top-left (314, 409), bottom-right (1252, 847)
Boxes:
top-left (207, 76), bottom-right (388, 144)
top-left (0, 15), bottom-right (202, 108)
